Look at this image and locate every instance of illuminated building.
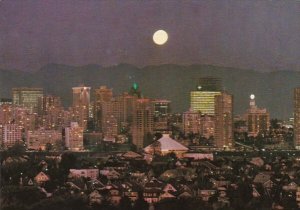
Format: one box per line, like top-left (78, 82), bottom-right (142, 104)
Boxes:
top-left (103, 115), bottom-right (118, 142)
top-left (27, 128), bottom-right (62, 150)
top-left (200, 115), bottom-right (215, 139)
top-left (0, 98), bottom-right (13, 105)
top-left (214, 92), bottom-right (233, 148)
top-left (131, 98), bottom-right (154, 148)
top-left (2, 123), bottom-right (22, 148)
top-left (0, 105), bottom-right (36, 130)
top-left (37, 95), bottom-right (64, 129)
top-left (0, 104), bottom-right (13, 125)
top-left (144, 134), bottom-right (188, 157)
top-left (190, 77), bottom-right (222, 115)
top-left (72, 86), bottom-right (91, 129)
top-left (152, 99), bottom-right (171, 132)
top-left (37, 95), bottom-right (62, 115)
top-left (190, 91), bottom-right (221, 115)
top-left (64, 122), bottom-right (83, 151)
top-left (152, 99), bottom-right (171, 116)
top-left (294, 88), bottom-right (300, 149)
top-left (93, 86), bottom-right (113, 130)
top-left (12, 87), bottom-right (43, 113)
top-left (245, 94), bottom-right (270, 137)
top-left (182, 109), bottom-right (201, 134)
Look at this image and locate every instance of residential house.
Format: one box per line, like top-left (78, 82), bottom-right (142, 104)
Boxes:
top-left (34, 172), bottom-right (50, 185)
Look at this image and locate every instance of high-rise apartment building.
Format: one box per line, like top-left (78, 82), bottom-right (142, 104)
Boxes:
top-left (294, 88), bottom-right (300, 149)
top-left (214, 92), bottom-right (233, 148)
top-left (27, 128), bottom-right (62, 150)
top-left (93, 86), bottom-right (113, 130)
top-left (37, 95), bottom-right (64, 129)
top-left (131, 99), bottom-right (154, 149)
top-left (245, 94), bottom-right (270, 137)
top-left (190, 77), bottom-right (222, 115)
top-left (2, 123), bottom-right (22, 148)
top-left (200, 115), bottom-right (215, 139)
top-left (65, 122), bottom-right (84, 151)
top-left (182, 109), bottom-right (201, 134)
top-left (38, 95), bottom-right (62, 115)
top-left (72, 86), bottom-right (91, 129)
top-left (12, 88), bottom-right (43, 113)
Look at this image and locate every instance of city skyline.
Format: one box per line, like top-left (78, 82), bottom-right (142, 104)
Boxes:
top-left (1, 2), bottom-right (300, 209)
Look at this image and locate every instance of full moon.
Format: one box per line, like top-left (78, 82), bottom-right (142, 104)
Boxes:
top-left (250, 94), bottom-right (255, 100)
top-left (153, 30), bottom-right (168, 45)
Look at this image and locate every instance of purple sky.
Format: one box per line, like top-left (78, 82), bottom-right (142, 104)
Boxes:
top-left (0, 0), bottom-right (299, 71)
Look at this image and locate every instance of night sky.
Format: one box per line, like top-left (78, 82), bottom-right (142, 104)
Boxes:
top-left (0, 0), bottom-right (299, 72)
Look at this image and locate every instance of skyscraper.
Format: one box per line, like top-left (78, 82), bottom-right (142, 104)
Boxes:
top-left (190, 77), bottom-right (222, 115)
top-left (93, 86), bottom-right (113, 130)
top-left (72, 86), bottom-right (91, 129)
top-left (152, 99), bottom-right (171, 132)
top-left (38, 95), bottom-right (62, 115)
top-left (214, 92), bottom-right (233, 148)
top-left (12, 88), bottom-right (43, 113)
top-left (294, 88), bottom-right (300, 149)
top-left (131, 98), bottom-right (154, 148)
top-left (245, 94), bottom-right (270, 137)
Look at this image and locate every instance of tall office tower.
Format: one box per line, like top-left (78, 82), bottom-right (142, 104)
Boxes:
top-left (37, 95), bottom-right (64, 129)
top-left (72, 86), bottom-right (91, 129)
top-left (12, 88), bottom-right (43, 113)
top-left (131, 98), bottom-right (154, 149)
top-left (93, 86), bottom-right (113, 130)
top-left (2, 124), bottom-right (22, 148)
top-left (190, 77), bottom-right (222, 115)
top-left (214, 92), bottom-right (233, 148)
top-left (294, 88), bottom-right (300, 149)
top-left (65, 122), bottom-right (84, 151)
top-left (152, 99), bottom-right (171, 132)
top-left (38, 95), bottom-right (62, 115)
top-left (182, 109), bottom-right (201, 134)
top-left (245, 94), bottom-right (270, 137)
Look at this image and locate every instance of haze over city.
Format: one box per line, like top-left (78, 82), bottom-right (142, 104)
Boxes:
top-left (0, 0), bottom-right (299, 71)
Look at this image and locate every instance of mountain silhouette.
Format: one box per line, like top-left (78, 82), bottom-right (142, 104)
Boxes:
top-left (1, 63), bottom-right (299, 119)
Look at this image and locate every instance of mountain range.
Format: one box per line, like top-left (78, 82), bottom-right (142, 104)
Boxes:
top-left (1, 63), bottom-right (299, 119)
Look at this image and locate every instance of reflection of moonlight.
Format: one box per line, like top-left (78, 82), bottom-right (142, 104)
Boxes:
top-left (153, 30), bottom-right (168, 45)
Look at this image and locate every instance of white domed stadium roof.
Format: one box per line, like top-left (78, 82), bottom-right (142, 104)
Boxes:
top-left (144, 134), bottom-right (188, 152)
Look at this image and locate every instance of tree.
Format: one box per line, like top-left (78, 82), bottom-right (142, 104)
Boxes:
top-left (58, 152), bottom-right (77, 182)
top-left (119, 196), bottom-right (133, 210)
top-left (133, 192), bottom-right (148, 210)
top-left (7, 143), bottom-right (26, 157)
